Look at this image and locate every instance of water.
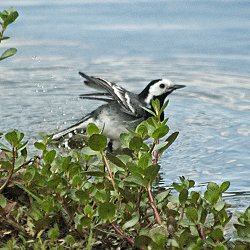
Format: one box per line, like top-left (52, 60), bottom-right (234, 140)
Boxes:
top-left (0, 1), bottom-right (250, 211)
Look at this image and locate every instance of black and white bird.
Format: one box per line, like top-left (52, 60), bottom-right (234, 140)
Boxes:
top-left (52, 72), bottom-right (185, 150)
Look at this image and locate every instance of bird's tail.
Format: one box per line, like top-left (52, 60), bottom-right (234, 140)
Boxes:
top-left (52, 114), bottom-right (92, 141)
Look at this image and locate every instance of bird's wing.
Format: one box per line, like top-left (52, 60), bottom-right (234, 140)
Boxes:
top-left (79, 72), bottom-right (138, 116)
top-left (79, 92), bottom-right (113, 103)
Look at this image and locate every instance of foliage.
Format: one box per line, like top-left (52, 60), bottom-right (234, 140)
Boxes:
top-left (0, 101), bottom-right (249, 249)
top-left (0, 7), bottom-right (18, 61)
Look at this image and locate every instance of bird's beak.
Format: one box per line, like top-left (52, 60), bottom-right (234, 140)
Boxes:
top-left (172, 84), bottom-right (186, 90)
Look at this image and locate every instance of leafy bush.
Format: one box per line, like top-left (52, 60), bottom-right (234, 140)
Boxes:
top-left (0, 101), bottom-right (249, 249)
top-left (0, 7), bottom-right (18, 61)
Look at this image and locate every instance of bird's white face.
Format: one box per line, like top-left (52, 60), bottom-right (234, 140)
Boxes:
top-left (144, 79), bottom-right (174, 104)
top-left (149, 79), bottom-right (174, 97)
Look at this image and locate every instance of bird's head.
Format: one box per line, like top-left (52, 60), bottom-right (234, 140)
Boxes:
top-left (139, 79), bottom-right (185, 106)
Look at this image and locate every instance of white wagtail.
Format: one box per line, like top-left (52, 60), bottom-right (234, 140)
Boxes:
top-left (52, 72), bottom-right (185, 150)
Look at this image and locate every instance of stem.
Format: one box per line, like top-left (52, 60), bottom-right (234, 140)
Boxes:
top-left (153, 139), bottom-right (159, 164)
top-left (180, 207), bottom-right (184, 220)
top-left (196, 224), bottom-right (206, 240)
top-left (147, 185), bottom-right (162, 224)
top-left (136, 187), bottom-right (143, 209)
top-left (0, 210), bottom-right (29, 237)
top-left (101, 152), bottom-right (116, 191)
top-left (0, 147), bottom-right (16, 193)
top-left (149, 141), bottom-right (156, 154)
top-left (149, 139), bottom-right (159, 164)
top-left (111, 223), bottom-right (134, 245)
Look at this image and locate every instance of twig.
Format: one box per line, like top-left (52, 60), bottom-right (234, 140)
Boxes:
top-left (180, 207), bottom-right (185, 220)
top-left (0, 211), bottom-right (29, 238)
top-left (153, 139), bottom-right (159, 164)
top-left (147, 185), bottom-right (162, 224)
top-left (149, 139), bottom-right (160, 164)
top-left (101, 152), bottom-right (116, 191)
top-left (149, 141), bottom-right (156, 154)
top-left (196, 224), bottom-right (206, 240)
top-left (136, 187), bottom-right (143, 209)
top-left (0, 147), bottom-right (16, 193)
top-left (111, 223), bottom-right (135, 245)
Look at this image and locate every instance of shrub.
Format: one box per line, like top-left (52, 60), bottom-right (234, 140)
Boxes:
top-left (0, 101), bottom-right (249, 249)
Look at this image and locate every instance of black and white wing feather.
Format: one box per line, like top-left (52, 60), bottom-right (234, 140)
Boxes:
top-left (79, 72), bottom-right (140, 116)
top-left (79, 92), bottom-right (113, 103)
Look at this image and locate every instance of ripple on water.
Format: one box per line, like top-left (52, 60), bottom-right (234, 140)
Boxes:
top-left (0, 56), bottom-right (250, 211)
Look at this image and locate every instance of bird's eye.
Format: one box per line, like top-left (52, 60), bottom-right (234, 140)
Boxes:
top-left (159, 83), bottom-right (165, 89)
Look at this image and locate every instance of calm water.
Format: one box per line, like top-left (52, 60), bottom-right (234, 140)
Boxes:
top-left (0, 1), bottom-right (250, 210)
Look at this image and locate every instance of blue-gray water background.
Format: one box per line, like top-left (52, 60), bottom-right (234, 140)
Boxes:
top-left (0, 1), bottom-right (249, 211)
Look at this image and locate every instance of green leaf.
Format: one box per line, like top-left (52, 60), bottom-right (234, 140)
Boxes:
top-left (134, 235), bottom-right (152, 248)
top-left (220, 181), bottom-right (230, 193)
top-left (122, 214), bottom-right (139, 230)
top-left (204, 182), bottom-right (220, 204)
top-left (155, 190), bottom-right (170, 203)
top-left (129, 136), bottom-right (143, 151)
top-left (149, 225), bottom-right (168, 246)
top-left (34, 142), bottom-right (46, 151)
top-left (179, 189), bottom-right (188, 206)
top-left (136, 124), bottom-right (148, 139)
top-left (172, 182), bottom-right (182, 192)
top-left (120, 133), bottom-right (132, 148)
top-left (213, 244), bottom-right (227, 250)
top-left (210, 226), bottom-right (224, 241)
top-left (158, 132), bottom-right (179, 155)
top-left (61, 156), bottom-right (72, 171)
top-left (234, 223), bottom-right (250, 239)
top-left (0, 194), bottom-right (7, 208)
top-left (151, 99), bottom-right (161, 113)
top-left (48, 225), bottom-right (59, 239)
top-left (124, 175), bottom-right (146, 187)
top-left (106, 152), bottom-right (127, 169)
top-left (88, 134), bottom-right (107, 151)
top-left (1, 36), bottom-right (10, 40)
top-left (75, 190), bottom-right (89, 202)
top-left (152, 125), bottom-right (169, 140)
top-left (159, 100), bottom-right (169, 115)
top-left (0, 142), bottom-right (11, 152)
top-left (65, 235), bottom-right (75, 246)
top-left (190, 191), bottom-right (200, 204)
top-left (186, 207), bottom-right (198, 222)
top-left (86, 123), bottom-right (99, 136)
top-left (17, 140), bottom-right (28, 151)
top-left (141, 106), bottom-right (156, 116)
top-left (214, 200), bottom-right (225, 211)
top-left (94, 190), bottom-right (109, 203)
top-left (44, 149), bottom-right (56, 164)
top-left (4, 10), bottom-right (18, 26)
top-left (15, 183), bottom-right (43, 203)
top-left (81, 146), bottom-right (99, 156)
top-left (138, 153), bottom-right (152, 169)
top-left (0, 48), bottom-right (17, 61)
top-left (188, 180), bottom-right (195, 188)
top-left (144, 164), bottom-right (160, 184)
top-left (5, 130), bottom-right (19, 146)
top-left (14, 155), bottom-right (25, 169)
top-left (98, 202), bottom-right (116, 221)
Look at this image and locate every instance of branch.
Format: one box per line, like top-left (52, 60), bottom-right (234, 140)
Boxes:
top-left (101, 152), bottom-right (116, 191)
top-left (111, 223), bottom-right (135, 245)
top-left (147, 185), bottom-right (162, 224)
top-left (0, 147), bottom-right (16, 193)
top-left (196, 224), bottom-right (206, 240)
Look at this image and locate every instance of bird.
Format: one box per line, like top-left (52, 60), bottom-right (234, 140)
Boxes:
top-left (52, 72), bottom-right (185, 150)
